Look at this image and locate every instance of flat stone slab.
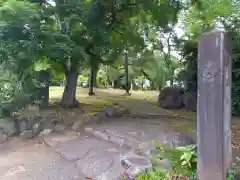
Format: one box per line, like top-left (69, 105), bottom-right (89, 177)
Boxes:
top-left (0, 138), bottom-right (85, 180)
top-left (84, 118), bottom-right (171, 151)
top-left (54, 136), bottom-right (121, 161)
top-left (43, 131), bottom-right (81, 148)
top-left (77, 149), bottom-right (124, 179)
top-left (77, 149), bottom-right (152, 180)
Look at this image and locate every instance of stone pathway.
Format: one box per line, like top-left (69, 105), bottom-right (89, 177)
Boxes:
top-left (0, 114), bottom-right (184, 180)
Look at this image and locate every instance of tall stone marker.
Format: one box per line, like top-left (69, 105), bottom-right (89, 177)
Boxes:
top-left (197, 29), bottom-right (232, 180)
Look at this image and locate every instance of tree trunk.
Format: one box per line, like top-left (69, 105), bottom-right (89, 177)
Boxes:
top-left (150, 81), bottom-right (155, 90)
top-left (89, 67), bottom-right (95, 96)
top-left (61, 66), bottom-right (79, 108)
top-left (124, 51), bottom-right (130, 95)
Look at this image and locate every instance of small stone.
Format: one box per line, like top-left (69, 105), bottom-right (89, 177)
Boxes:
top-left (0, 130), bottom-right (7, 143)
top-left (72, 120), bottom-right (84, 131)
top-left (20, 130), bottom-right (35, 139)
top-left (54, 124), bottom-right (66, 134)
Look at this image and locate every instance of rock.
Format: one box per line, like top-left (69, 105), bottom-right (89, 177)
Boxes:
top-left (32, 122), bottom-right (43, 135)
top-left (20, 130), bottom-right (35, 139)
top-left (121, 108), bottom-right (130, 114)
top-left (103, 107), bottom-right (117, 117)
top-left (72, 120), bottom-right (84, 131)
top-left (0, 130), bottom-right (7, 143)
top-left (115, 108), bottom-right (123, 117)
top-left (137, 141), bottom-right (159, 157)
top-left (19, 120), bottom-right (28, 132)
top-left (95, 111), bottom-right (107, 121)
top-left (184, 91), bottom-right (197, 111)
top-left (53, 124), bottom-right (66, 134)
top-left (163, 132), bottom-right (195, 148)
top-left (43, 115), bottom-right (60, 129)
top-left (39, 129), bottom-right (52, 136)
top-left (121, 155), bottom-right (152, 179)
top-left (158, 87), bottom-right (184, 109)
top-left (0, 118), bottom-right (18, 136)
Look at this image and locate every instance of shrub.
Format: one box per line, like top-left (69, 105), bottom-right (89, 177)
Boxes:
top-left (136, 143), bottom-right (237, 180)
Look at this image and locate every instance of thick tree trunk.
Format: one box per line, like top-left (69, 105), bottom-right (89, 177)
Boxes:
top-left (150, 81), bottom-right (155, 90)
top-left (61, 66), bottom-right (79, 108)
top-left (124, 51), bottom-right (130, 95)
top-left (89, 67), bottom-right (95, 96)
top-left (88, 59), bottom-right (99, 95)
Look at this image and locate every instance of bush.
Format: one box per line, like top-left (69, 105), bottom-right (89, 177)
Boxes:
top-left (0, 66), bottom-right (39, 118)
top-left (136, 143), bottom-right (237, 180)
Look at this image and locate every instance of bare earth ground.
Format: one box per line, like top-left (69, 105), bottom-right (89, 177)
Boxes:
top-left (0, 87), bottom-right (240, 179)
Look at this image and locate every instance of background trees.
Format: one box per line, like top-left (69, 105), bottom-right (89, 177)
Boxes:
top-left (1, 0), bottom-right (240, 117)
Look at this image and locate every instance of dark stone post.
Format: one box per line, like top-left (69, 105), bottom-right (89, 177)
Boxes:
top-left (197, 29), bottom-right (232, 180)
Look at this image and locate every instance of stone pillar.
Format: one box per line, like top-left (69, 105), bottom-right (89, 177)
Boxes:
top-left (197, 29), bottom-right (232, 180)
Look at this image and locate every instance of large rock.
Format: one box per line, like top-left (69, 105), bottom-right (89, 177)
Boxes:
top-left (158, 87), bottom-right (184, 109)
top-left (184, 91), bottom-right (197, 111)
top-left (121, 154), bottom-right (152, 179)
top-left (0, 118), bottom-right (18, 136)
top-left (0, 129), bottom-right (7, 143)
top-left (103, 106), bottom-right (118, 117)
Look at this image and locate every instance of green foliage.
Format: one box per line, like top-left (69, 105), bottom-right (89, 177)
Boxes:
top-left (137, 143), bottom-right (237, 180)
top-left (136, 168), bottom-right (169, 180)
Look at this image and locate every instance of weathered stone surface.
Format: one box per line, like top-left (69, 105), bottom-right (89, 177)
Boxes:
top-left (32, 122), bottom-right (43, 135)
top-left (0, 130), bottom-right (7, 143)
top-left (53, 136), bottom-right (119, 161)
top-left (76, 149), bottom-right (125, 179)
top-left (95, 111), bottom-right (107, 122)
top-left (20, 130), bottom-right (35, 139)
top-left (53, 124), bottom-right (66, 134)
top-left (137, 140), bottom-right (158, 157)
top-left (120, 108), bottom-right (130, 114)
top-left (0, 139), bottom-right (85, 180)
top-left (158, 87), bottom-right (184, 109)
top-left (184, 91), bottom-right (197, 111)
top-left (43, 131), bottom-right (80, 147)
top-left (0, 119), bottom-right (17, 136)
top-left (19, 120), bottom-right (28, 132)
top-left (162, 132), bottom-right (195, 148)
top-left (103, 106), bottom-right (118, 117)
top-left (39, 129), bottom-right (52, 136)
top-left (72, 120), bottom-right (84, 131)
top-left (121, 155), bottom-right (152, 179)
